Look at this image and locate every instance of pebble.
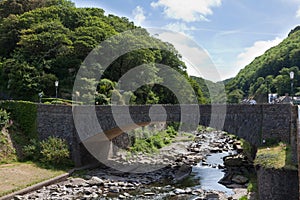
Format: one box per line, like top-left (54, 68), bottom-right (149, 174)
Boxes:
top-left (174, 188), bottom-right (186, 194)
top-left (144, 192), bottom-right (156, 196)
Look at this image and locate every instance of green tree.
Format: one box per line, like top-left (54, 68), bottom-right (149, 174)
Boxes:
top-left (227, 89), bottom-right (244, 104)
top-left (0, 2), bottom-right (208, 104)
top-left (95, 79), bottom-right (116, 105)
top-left (1, 59), bottom-right (40, 100)
top-left (17, 20), bottom-right (73, 63)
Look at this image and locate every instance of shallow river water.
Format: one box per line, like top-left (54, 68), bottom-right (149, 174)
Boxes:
top-left (190, 152), bottom-right (234, 195)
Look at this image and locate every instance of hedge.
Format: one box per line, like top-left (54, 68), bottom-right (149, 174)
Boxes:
top-left (0, 100), bottom-right (37, 139)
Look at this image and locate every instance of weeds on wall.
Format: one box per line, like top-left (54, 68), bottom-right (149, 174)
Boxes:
top-left (0, 100), bottom-right (37, 139)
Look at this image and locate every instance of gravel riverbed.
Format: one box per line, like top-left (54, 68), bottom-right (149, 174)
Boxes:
top-left (13, 130), bottom-right (255, 200)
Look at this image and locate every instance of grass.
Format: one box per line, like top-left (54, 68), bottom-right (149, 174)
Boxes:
top-left (254, 142), bottom-right (296, 169)
top-left (130, 126), bottom-right (178, 153)
top-left (197, 125), bottom-right (216, 132)
top-left (0, 162), bottom-right (67, 197)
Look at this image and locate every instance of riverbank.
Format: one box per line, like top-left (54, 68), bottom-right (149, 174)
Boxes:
top-left (12, 129), bottom-right (254, 200)
top-left (0, 162), bottom-right (67, 197)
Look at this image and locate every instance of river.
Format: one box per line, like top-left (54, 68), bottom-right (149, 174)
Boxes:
top-left (14, 130), bottom-right (250, 200)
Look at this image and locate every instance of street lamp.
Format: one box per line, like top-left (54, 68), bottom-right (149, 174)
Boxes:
top-left (55, 80), bottom-right (59, 99)
top-left (290, 71), bottom-right (294, 104)
top-left (38, 92), bottom-right (43, 103)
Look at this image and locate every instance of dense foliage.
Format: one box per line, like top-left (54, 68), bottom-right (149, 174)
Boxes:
top-left (0, 0), bottom-right (206, 104)
top-left (226, 26), bottom-right (300, 103)
top-left (0, 108), bottom-right (9, 128)
top-left (23, 136), bottom-right (71, 167)
top-left (0, 101), bottom-right (37, 138)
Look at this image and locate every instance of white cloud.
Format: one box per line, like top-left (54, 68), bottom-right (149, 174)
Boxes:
top-left (296, 7), bottom-right (300, 18)
top-left (236, 37), bottom-right (283, 69)
top-left (132, 6), bottom-right (146, 26)
top-left (151, 0), bottom-right (222, 22)
top-left (165, 22), bottom-right (195, 37)
top-left (155, 31), bottom-right (222, 81)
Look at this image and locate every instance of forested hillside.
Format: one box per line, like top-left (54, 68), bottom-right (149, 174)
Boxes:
top-left (0, 0), bottom-right (206, 104)
top-left (226, 26), bottom-right (300, 103)
top-left (190, 76), bottom-right (226, 103)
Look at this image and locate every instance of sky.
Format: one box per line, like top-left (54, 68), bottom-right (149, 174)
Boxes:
top-left (72, 0), bottom-right (300, 82)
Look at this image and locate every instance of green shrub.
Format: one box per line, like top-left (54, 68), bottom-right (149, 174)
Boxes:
top-left (23, 139), bottom-right (41, 161)
top-left (152, 135), bottom-right (165, 149)
top-left (131, 139), bottom-right (153, 153)
top-left (167, 122), bottom-right (180, 131)
top-left (166, 126), bottom-right (177, 138)
top-left (40, 136), bottom-right (70, 166)
top-left (130, 126), bottom-right (179, 153)
top-left (163, 137), bottom-right (172, 145)
top-left (0, 109), bottom-right (9, 128)
top-left (197, 125), bottom-right (206, 132)
top-left (22, 137), bottom-right (72, 167)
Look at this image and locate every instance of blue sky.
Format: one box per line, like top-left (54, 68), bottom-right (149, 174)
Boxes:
top-left (72, 0), bottom-right (300, 81)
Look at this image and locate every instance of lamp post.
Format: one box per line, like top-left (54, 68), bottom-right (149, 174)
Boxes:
top-left (55, 80), bottom-right (59, 99)
top-left (290, 71), bottom-right (294, 104)
top-left (38, 92), bottom-right (43, 103)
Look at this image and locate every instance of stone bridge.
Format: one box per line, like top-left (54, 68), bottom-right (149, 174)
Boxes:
top-left (36, 104), bottom-right (298, 166)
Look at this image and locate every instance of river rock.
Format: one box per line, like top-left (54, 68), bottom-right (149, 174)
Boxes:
top-left (191, 147), bottom-right (201, 153)
top-left (88, 176), bottom-right (104, 186)
top-left (226, 184), bottom-right (246, 189)
top-left (232, 175), bottom-right (248, 184)
top-left (210, 147), bottom-right (222, 153)
top-left (194, 136), bottom-right (202, 142)
top-left (233, 142), bottom-right (243, 153)
top-left (109, 186), bottom-right (120, 193)
top-left (218, 164), bottom-right (225, 169)
top-left (174, 188), bottom-right (186, 194)
top-left (69, 178), bottom-right (87, 187)
top-left (13, 195), bottom-right (23, 200)
top-left (174, 164), bottom-right (192, 181)
top-left (144, 192), bottom-right (156, 196)
top-left (223, 155), bottom-right (243, 166)
top-left (205, 193), bottom-right (219, 199)
top-left (218, 172), bottom-right (233, 185)
top-left (123, 192), bottom-right (131, 197)
top-left (185, 187), bottom-right (192, 193)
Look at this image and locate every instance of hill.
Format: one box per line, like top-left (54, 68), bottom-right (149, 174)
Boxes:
top-left (226, 26), bottom-right (300, 103)
top-left (191, 76), bottom-right (226, 103)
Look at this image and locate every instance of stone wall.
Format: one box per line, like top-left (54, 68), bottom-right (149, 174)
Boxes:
top-left (36, 104), bottom-right (297, 166)
top-left (36, 105), bottom-right (82, 165)
top-left (257, 167), bottom-right (299, 200)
